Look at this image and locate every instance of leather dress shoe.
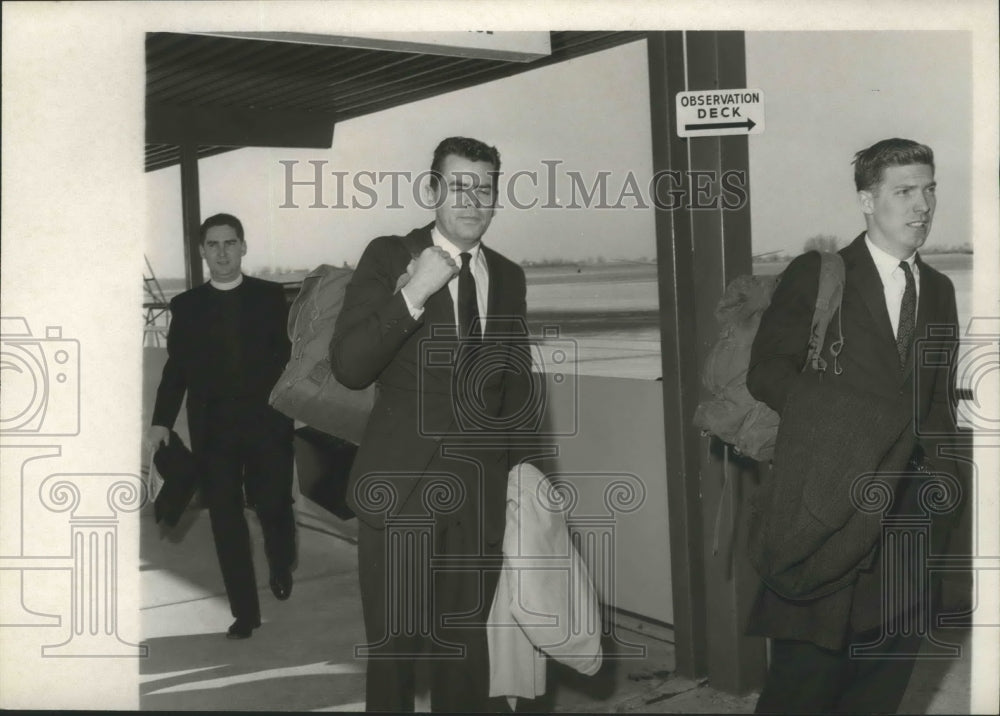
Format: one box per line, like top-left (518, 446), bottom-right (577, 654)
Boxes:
top-left (226, 618), bottom-right (261, 639)
top-left (270, 569), bottom-right (293, 601)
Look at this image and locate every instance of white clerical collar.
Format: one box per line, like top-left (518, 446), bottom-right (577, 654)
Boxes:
top-left (210, 274), bottom-right (244, 291)
top-left (865, 234), bottom-right (916, 273)
top-left (431, 226), bottom-right (482, 261)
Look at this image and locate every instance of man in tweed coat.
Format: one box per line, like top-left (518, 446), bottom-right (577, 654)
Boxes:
top-left (747, 139), bottom-right (965, 713)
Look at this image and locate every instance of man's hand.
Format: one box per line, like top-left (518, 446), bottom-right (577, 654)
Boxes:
top-left (393, 258), bottom-right (418, 293)
top-left (401, 247), bottom-right (459, 309)
top-left (145, 425), bottom-right (170, 452)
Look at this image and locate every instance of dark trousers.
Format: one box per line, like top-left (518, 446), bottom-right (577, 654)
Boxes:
top-left (201, 400), bottom-right (295, 623)
top-left (755, 628), bottom-right (921, 714)
top-left (357, 514), bottom-right (505, 713)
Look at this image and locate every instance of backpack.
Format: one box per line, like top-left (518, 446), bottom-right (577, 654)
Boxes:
top-left (692, 251), bottom-right (846, 461)
top-left (268, 236), bottom-right (420, 444)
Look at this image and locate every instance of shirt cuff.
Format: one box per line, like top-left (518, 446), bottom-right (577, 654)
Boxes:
top-left (401, 286), bottom-right (425, 320)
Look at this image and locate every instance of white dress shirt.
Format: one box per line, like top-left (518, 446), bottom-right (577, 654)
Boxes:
top-left (403, 226), bottom-right (490, 332)
top-left (864, 234), bottom-right (920, 338)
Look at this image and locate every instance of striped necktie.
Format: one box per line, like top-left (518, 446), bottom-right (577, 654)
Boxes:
top-left (896, 260), bottom-right (916, 367)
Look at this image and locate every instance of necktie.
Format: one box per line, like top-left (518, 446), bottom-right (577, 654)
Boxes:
top-left (896, 260), bottom-right (916, 367)
top-left (458, 252), bottom-right (481, 339)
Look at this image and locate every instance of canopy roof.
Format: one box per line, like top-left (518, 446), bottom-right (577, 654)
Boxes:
top-left (145, 30), bottom-right (644, 171)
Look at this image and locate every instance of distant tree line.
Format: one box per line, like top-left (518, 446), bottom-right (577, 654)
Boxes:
top-left (803, 234), bottom-right (841, 253)
top-left (752, 234), bottom-right (973, 264)
top-left (800, 234), bottom-right (972, 255)
top-left (254, 262), bottom-right (352, 279)
top-left (519, 255), bottom-right (657, 267)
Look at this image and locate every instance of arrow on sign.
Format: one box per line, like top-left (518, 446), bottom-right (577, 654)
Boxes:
top-left (684, 117), bottom-right (757, 132)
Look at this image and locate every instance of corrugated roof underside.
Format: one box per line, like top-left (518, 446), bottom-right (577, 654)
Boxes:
top-left (145, 31), bottom-right (645, 171)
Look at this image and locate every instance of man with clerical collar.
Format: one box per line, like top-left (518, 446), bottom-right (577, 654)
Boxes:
top-left (147, 213), bottom-right (296, 640)
top-left (331, 136), bottom-right (539, 712)
top-left (746, 138), bottom-right (967, 713)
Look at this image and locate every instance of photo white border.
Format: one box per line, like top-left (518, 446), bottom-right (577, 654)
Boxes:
top-left (1, 0), bottom-right (996, 710)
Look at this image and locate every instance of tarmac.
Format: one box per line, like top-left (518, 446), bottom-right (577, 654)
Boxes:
top-left (138, 347), bottom-right (971, 713)
top-left (137, 495), bottom-right (971, 713)
top-left (138, 494), bottom-right (738, 713)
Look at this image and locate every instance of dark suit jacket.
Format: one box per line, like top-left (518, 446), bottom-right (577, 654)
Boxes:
top-left (152, 275), bottom-right (292, 455)
top-left (745, 233), bottom-right (962, 649)
top-left (330, 223), bottom-right (536, 544)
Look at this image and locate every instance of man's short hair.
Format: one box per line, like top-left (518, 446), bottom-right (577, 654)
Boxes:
top-left (852, 138), bottom-right (934, 192)
top-left (200, 213), bottom-right (244, 243)
top-left (429, 136), bottom-right (501, 190)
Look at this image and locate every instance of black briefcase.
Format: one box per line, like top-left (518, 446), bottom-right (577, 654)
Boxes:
top-left (153, 430), bottom-right (200, 527)
top-left (293, 426), bottom-right (357, 521)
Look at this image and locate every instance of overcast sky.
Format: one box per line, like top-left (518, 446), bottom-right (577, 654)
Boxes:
top-left (746, 31), bottom-right (971, 256)
top-left (146, 31), bottom-right (972, 277)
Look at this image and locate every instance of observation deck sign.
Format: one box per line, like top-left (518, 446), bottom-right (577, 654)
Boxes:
top-left (676, 89), bottom-right (765, 138)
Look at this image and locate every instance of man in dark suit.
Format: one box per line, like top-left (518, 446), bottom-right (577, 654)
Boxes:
top-left (746, 138), bottom-right (964, 713)
top-left (146, 213), bottom-right (296, 640)
top-left (331, 137), bottom-right (537, 712)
